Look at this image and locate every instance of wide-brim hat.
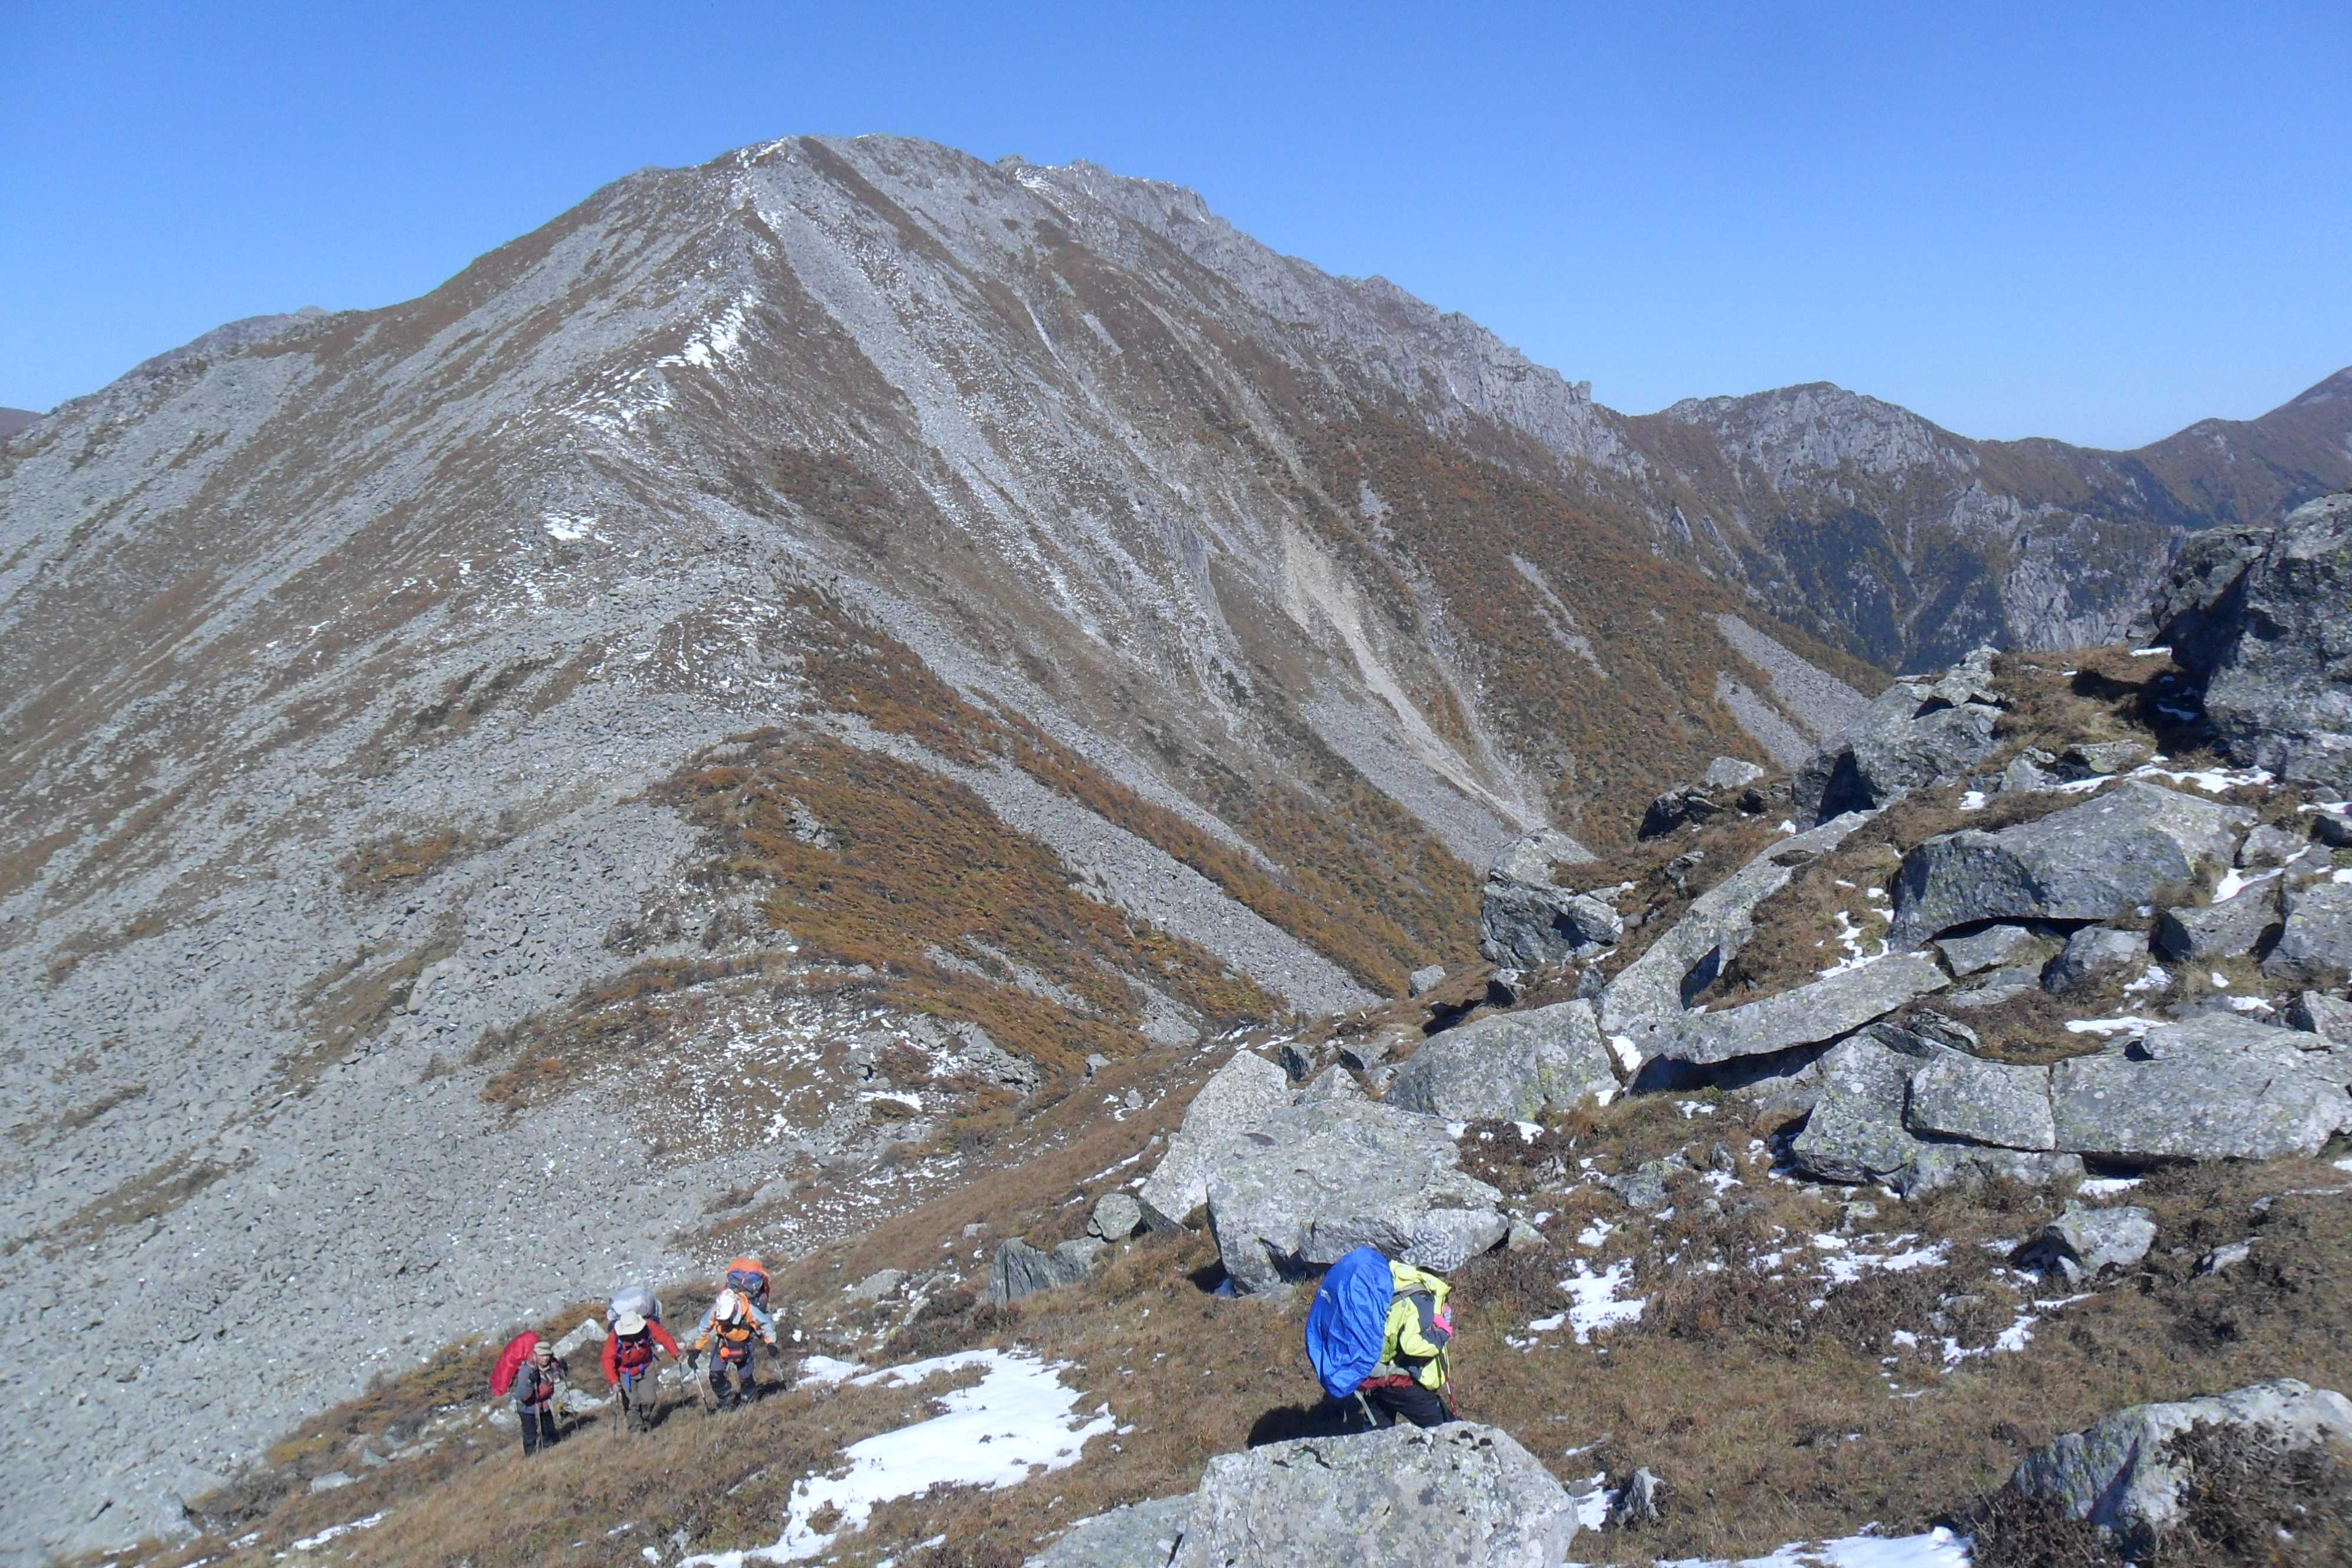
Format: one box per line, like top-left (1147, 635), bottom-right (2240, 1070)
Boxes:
top-left (613, 1312), bottom-right (647, 1337)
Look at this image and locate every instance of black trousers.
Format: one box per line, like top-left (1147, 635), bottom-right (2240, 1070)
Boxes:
top-left (517, 1402), bottom-right (558, 1455)
top-left (1363, 1381), bottom-right (1455, 1429)
top-left (710, 1345), bottom-right (757, 1407)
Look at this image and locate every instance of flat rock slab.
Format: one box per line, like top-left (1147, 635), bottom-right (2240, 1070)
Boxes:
top-left (1601, 811), bottom-right (1875, 1035)
top-left (2011, 1378), bottom-right (2352, 1558)
top-left (1027, 1494), bottom-right (1197, 1567)
top-left (1170, 1422), bottom-right (1580, 1568)
top-left (1386, 998), bottom-right (1618, 1121)
top-left (1632, 952), bottom-right (1950, 1069)
top-left (1890, 782), bottom-right (2251, 947)
top-left (2049, 1015), bottom-right (2352, 1161)
top-left (986, 1237), bottom-right (1105, 1304)
top-left (1906, 1051), bottom-right (2057, 1149)
top-left (1201, 1099), bottom-right (1504, 1295)
top-left (1136, 1051), bottom-right (1292, 1227)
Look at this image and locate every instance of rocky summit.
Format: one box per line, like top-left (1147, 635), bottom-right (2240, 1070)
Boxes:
top-left (4, 132), bottom-right (2352, 1566)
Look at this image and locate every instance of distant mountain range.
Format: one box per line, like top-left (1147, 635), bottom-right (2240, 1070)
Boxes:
top-left (1, 134), bottom-right (2347, 1557)
top-left (0, 407), bottom-right (40, 439)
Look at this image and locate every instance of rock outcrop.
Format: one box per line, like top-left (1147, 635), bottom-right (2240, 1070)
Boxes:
top-left (1631, 952), bottom-right (1950, 1072)
top-left (1386, 998), bottom-right (1618, 1121)
top-left (985, 1237), bottom-right (1106, 1304)
top-left (1027, 1495), bottom-right (1196, 1567)
top-left (1478, 828), bottom-right (1617, 968)
top-left (1793, 648), bottom-right (2005, 822)
top-left (1200, 1099), bottom-right (1505, 1293)
top-left (2145, 492), bottom-right (2352, 790)
top-left (2266, 878), bottom-right (2352, 983)
top-left (2010, 1379), bottom-right (2352, 1558)
top-left (1889, 782), bottom-right (2250, 946)
top-left (1169, 1422), bottom-right (1580, 1568)
top-left (1135, 1052), bottom-right (1292, 1227)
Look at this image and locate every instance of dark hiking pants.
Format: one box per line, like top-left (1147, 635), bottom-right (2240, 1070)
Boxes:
top-left (710, 1345), bottom-right (757, 1408)
top-left (1364, 1381), bottom-right (1455, 1429)
top-left (518, 1401), bottom-right (558, 1455)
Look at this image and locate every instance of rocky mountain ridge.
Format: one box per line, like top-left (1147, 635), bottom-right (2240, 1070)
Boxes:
top-left (73, 495), bottom-right (2352, 1568)
top-left (3, 132), bottom-right (2348, 1560)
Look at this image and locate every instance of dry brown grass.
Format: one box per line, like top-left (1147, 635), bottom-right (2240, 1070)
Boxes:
top-left (339, 827), bottom-right (471, 891)
top-left (86, 1069), bottom-right (2352, 1568)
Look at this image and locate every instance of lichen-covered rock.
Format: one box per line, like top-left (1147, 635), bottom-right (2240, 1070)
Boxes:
top-left (1170, 1422), bottom-right (1580, 1568)
top-left (1027, 1494), bottom-right (1196, 1567)
top-left (1600, 811), bottom-right (1876, 1035)
top-left (1890, 782), bottom-right (2250, 946)
top-left (1794, 648), bottom-right (2004, 822)
top-left (2043, 925), bottom-right (2149, 994)
top-left (1629, 952), bottom-right (1949, 1070)
top-left (1934, 921), bottom-right (2057, 978)
top-left (1089, 1192), bottom-right (1145, 1242)
top-left (1386, 998), bottom-right (1618, 1121)
top-left (2017, 1203), bottom-right (2157, 1285)
top-left (2010, 1378), bottom-right (2352, 1558)
top-left (985, 1237), bottom-right (1105, 1304)
top-left (2153, 882), bottom-right (2282, 962)
top-left (2147, 492), bottom-right (2352, 790)
top-left (1905, 1052), bottom-right (2057, 1149)
top-left (2285, 989), bottom-right (2352, 1044)
top-left (2264, 878), bottom-right (2352, 983)
top-left (2048, 1015), bottom-right (2352, 1160)
top-left (1790, 1026), bottom-right (1955, 1184)
top-left (1200, 1099), bottom-right (1504, 1294)
top-left (1478, 828), bottom-right (1613, 968)
top-left (1135, 1051), bottom-right (1292, 1227)
top-left (1407, 963), bottom-right (1449, 997)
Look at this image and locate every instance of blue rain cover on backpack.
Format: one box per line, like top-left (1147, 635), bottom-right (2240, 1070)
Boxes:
top-left (1305, 1246), bottom-right (1393, 1400)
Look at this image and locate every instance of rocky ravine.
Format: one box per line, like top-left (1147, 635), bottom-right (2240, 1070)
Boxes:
top-left (1, 126), bottom-right (2346, 1560)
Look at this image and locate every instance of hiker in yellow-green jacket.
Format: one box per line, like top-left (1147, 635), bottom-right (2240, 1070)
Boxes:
top-left (1355, 1255), bottom-right (1459, 1429)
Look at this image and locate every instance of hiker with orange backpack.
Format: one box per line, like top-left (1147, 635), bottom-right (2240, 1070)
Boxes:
top-left (688, 1286), bottom-right (778, 1410)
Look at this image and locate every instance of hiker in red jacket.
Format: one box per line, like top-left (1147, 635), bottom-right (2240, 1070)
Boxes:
top-left (602, 1311), bottom-right (679, 1431)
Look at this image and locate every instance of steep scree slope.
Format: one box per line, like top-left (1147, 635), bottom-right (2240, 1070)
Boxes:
top-left (0, 135), bottom-right (1877, 1560)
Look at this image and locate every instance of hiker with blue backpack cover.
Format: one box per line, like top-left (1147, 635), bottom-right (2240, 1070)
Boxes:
top-left (1305, 1240), bottom-right (1462, 1430)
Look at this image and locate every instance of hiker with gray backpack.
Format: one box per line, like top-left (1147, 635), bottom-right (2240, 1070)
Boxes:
top-left (1305, 1239), bottom-right (1462, 1430)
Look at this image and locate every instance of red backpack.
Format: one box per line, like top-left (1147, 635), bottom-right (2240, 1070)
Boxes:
top-left (489, 1332), bottom-right (540, 1398)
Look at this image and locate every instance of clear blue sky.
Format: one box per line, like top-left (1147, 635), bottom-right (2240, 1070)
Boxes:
top-left (4, 2), bottom-right (2347, 446)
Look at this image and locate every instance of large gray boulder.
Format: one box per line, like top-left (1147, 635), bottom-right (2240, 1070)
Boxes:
top-left (2010, 1379), bottom-right (2352, 1558)
top-left (1935, 921), bottom-right (2057, 978)
top-left (1027, 1495), bottom-right (1196, 1567)
top-left (1200, 1099), bottom-right (1505, 1294)
top-left (1601, 811), bottom-right (1876, 1034)
top-left (2049, 1015), bottom-right (2352, 1161)
top-left (1790, 1028), bottom-right (1946, 1184)
top-left (1386, 998), bottom-right (1618, 1121)
top-left (1889, 782), bottom-right (2252, 946)
top-left (2154, 882), bottom-right (2281, 963)
top-left (1628, 951), bottom-right (1950, 1070)
top-left (1794, 648), bottom-right (2004, 822)
top-left (1791, 1025), bottom-right (2081, 1193)
top-left (985, 1237), bottom-right (1106, 1304)
top-left (1905, 1051), bottom-right (2057, 1149)
top-left (1478, 828), bottom-right (1616, 968)
top-left (1169, 1422), bottom-right (1579, 1568)
top-left (1135, 1051), bottom-right (1292, 1227)
top-left (2264, 878), bottom-right (2352, 983)
top-left (2145, 493), bottom-right (2352, 790)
